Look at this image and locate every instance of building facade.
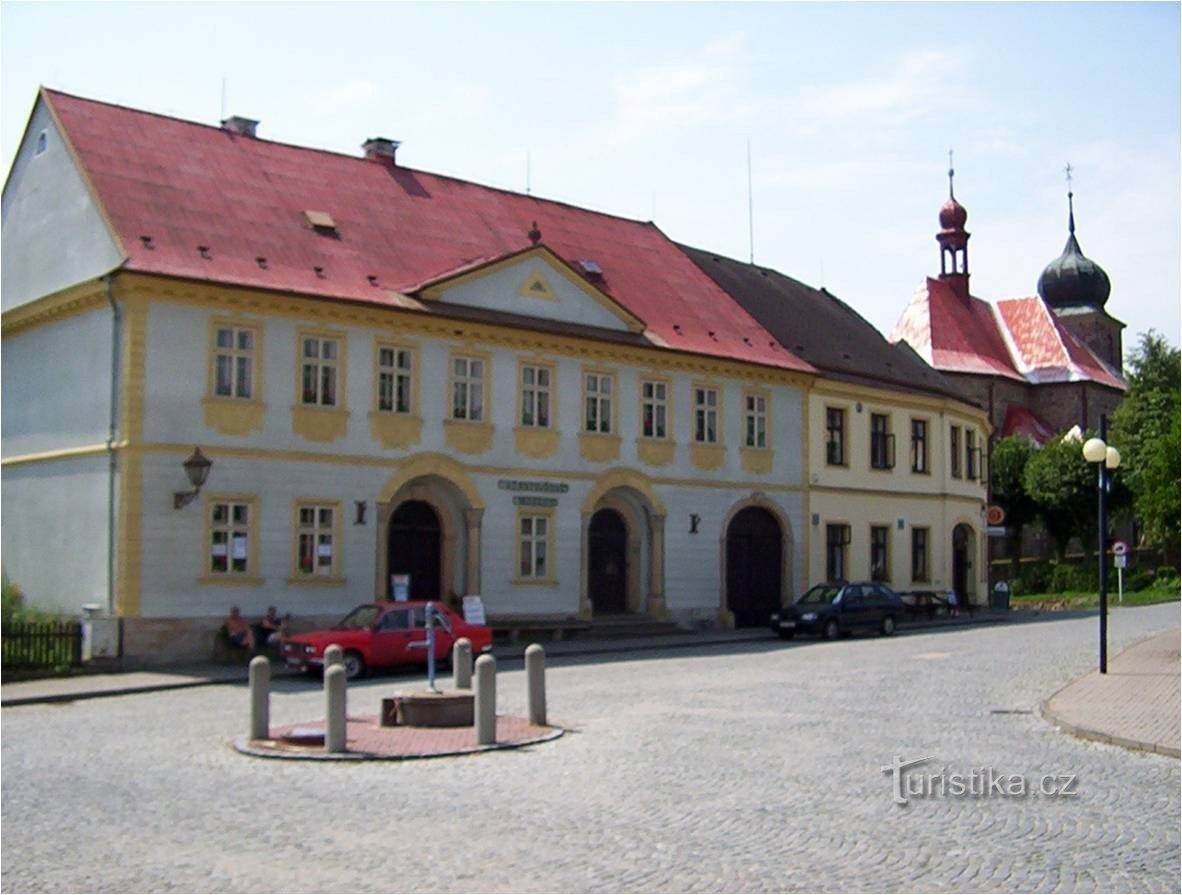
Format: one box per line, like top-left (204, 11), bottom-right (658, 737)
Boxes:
top-left (2, 90), bottom-right (988, 663)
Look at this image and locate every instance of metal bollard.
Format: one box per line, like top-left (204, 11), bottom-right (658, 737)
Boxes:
top-left (474, 654), bottom-right (496, 745)
top-left (453, 637), bottom-right (473, 690)
top-left (525, 643), bottom-right (546, 726)
top-left (324, 643), bottom-right (343, 670)
top-left (324, 664), bottom-right (347, 753)
top-left (249, 655), bottom-right (270, 740)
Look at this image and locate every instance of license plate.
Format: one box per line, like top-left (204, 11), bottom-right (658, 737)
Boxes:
top-left (779, 621), bottom-right (796, 629)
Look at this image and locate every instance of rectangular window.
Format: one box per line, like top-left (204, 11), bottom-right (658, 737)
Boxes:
top-left (870, 526), bottom-right (890, 583)
top-left (965, 429), bottom-right (978, 481)
top-left (214, 325), bottom-right (256, 399)
top-left (950, 425), bottom-right (962, 478)
top-left (301, 335), bottom-right (339, 407)
top-left (520, 364), bottom-right (552, 428)
top-left (870, 413), bottom-right (895, 469)
top-left (826, 523), bottom-right (851, 582)
top-left (694, 387), bottom-right (719, 444)
top-left (584, 372), bottom-right (613, 434)
top-left (452, 355), bottom-right (485, 422)
top-left (912, 528), bottom-right (930, 582)
top-left (296, 504), bottom-right (337, 577)
top-left (641, 380), bottom-right (668, 439)
top-left (911, 418), bottom-right (929, 474)
top-left (744, 393), bottom-right (767, 449)
top-left (826, 407), bottom-right (846, 466)
top-left (377, 346), bottom-right (413, 414)
top-left (519, 514), bottom-right (549, 579)
top-left (209, 499), bottom-right (252, 576)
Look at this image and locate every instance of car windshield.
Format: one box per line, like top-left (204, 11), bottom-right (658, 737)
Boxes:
top-left (796, 585), bottom-right (841, 605)
top-left (337, 605), bottom-right (382, 629)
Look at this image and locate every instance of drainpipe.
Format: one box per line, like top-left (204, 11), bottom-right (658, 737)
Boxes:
top-left (105, 274), bottom-right (121, 616)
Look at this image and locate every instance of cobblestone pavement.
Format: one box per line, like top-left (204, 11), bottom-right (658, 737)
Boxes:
top-left (3, 603), bottom-right (1179, 893)
top-left (1045, 628), bottom-right (1181, 756)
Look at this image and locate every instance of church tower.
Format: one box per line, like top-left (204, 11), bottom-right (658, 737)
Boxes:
top-left (936, 155), bottom-right (971, 301)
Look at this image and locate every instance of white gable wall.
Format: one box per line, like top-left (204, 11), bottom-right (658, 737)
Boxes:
top-left (434, 256), bottom-right (634, 332)
top-left (1, 99), bottom-right (124, 310)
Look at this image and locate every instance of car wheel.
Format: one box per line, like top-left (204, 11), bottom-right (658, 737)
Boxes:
top-left (824, 619), bottom-right (840, 641)
top-left (342, 651), bottom-right (366, 681)
top-left (881, 615), bottom-right (897, 636)
top-left (777, 630), bottom-right (795, 641)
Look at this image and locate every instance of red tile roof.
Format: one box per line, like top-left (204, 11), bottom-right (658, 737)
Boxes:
top-left (1001, 404), bottom-right (1056, 444)
top-left (43, 89), bottom-right (813, 375)
top-left (891, 277), bottom-right (1124, 390)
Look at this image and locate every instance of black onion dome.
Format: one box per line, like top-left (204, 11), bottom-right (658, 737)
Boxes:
top-left (1038, 194), bottom-right (1111, 309)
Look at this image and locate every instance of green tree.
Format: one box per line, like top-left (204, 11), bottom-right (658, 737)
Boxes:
top-left (1023, 433), bottom-right (1098, 558)
top-left (1111, 331), bottom-right (1181, 548)
top-left (990, 436), bottom-right (1040, 575)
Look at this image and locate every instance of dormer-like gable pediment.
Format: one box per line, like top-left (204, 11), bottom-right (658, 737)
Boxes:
top-left (411, 245), bottom-right (645, 334)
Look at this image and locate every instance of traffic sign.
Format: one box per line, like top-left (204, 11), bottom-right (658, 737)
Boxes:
top-left (986, 505), bottom-right (1006, 526)
top-left (1112, 541), bottom-right (1128, 557)
top-left (1115, 554), bottom-right (1128, 569)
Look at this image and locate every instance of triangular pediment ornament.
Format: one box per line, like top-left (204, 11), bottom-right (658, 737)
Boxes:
top-left (518, 269), bottom-right (557, 301)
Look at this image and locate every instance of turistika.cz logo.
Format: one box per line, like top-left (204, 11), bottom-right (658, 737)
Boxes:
top-left (882, 756), bottom-right (1079, 806)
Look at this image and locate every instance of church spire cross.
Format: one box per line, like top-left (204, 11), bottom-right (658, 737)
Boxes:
top-left (948, 149), bottom-right (955, 198)
top-left (1065, 162), bottom-right (1076, 235)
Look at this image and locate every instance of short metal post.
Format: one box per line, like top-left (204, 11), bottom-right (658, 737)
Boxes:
top-left (453, 637), bottom-right (473, 690)
top-left (525, 643), bottom-right (546, 726)
top-left (474, 654), bottom-right (496, 745)
top-left (325, 664), bottom-right (347, 753)
top-left (324, 643), bottom-right (343, 671)
top-left (249, 655), bottom-right (270, 740)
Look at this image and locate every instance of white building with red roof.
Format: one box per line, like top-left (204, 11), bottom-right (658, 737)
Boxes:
top-left (2, 90), bottom-right (989, 662)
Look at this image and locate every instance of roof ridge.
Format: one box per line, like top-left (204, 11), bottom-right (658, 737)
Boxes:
top-left (40, 87), bottom-right (661, 232)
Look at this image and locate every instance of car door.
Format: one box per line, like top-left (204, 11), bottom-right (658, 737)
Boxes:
top-left (840, 585), bottom-right (867, 631)
top-left (370, 607), bottom-right (413, 667)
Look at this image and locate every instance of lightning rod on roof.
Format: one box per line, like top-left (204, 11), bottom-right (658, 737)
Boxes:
top-left (747, 137), bottom-right (755, 265)
top-left (526, 151), bottom-right (531, 196)
top-left (220, 77), bottom-right (227, 122)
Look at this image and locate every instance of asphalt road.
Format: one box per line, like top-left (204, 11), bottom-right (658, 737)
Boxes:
top-left (2, 603), bottom-right (1179, 893)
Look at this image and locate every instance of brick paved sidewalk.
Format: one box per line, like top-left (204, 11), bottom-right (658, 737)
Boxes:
top-left (1042, 628), bottom-right (1181, 757)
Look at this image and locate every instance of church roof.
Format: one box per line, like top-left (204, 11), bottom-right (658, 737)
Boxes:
top-left (38, 88), bottom-right (813, 375)
top-left (890, 277), bottom-right (1125, 390)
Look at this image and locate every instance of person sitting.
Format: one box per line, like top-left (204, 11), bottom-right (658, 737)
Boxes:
top-left (253, 606), bottom-right (288, 648)
top-left (223, 606), bottom-right (256, 651)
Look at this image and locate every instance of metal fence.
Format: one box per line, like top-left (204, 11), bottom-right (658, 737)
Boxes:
top-left (1, 621), bottom-right (84, 670)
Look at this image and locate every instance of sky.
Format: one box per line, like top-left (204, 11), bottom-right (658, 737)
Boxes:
top-left (2, 2), bottom-right (1179, 351)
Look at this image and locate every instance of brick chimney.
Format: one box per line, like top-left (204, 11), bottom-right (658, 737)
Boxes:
top-left (221, 116), bottom-right (259, 138)
top-left (363, 137), bottom-right (401, 163)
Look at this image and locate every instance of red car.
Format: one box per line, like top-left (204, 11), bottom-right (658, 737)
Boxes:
top-left (281, 601), bottom-right (493, 680)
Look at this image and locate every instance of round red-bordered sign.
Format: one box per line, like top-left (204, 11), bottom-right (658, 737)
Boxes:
top-left (986, 505), bottom-right (1005, 526)
top-left (1112, 541), bottom-right (1128, 556)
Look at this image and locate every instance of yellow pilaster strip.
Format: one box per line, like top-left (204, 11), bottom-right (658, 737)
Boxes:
top-left (116, 296), bottom-right (147, 617)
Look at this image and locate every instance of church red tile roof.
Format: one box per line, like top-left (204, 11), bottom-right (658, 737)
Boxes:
top-left (1000, 404), bottom-right (1057, 444)
top-left (42, 88), bottom-right (813, 375)
top-left (890, 277), bottom-right (1124, 390)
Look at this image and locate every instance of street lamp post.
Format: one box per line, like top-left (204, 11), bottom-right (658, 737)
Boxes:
top-left (1082, 415), bottom-right (1121, 675)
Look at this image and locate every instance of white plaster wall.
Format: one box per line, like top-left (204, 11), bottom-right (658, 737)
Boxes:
top-left (1, 456), bottom-right (111, 612)
top-left (1, 100), bottom-right (124, 310)
top-left (438, 257), bottom-right (631, 332)
top-left (2, 305), bottom-right (114, 457)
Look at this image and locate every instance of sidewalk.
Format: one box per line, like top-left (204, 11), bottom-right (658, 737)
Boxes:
top-left (2, 608), bottom-right (1024, 708)
top-left (1041, 628), bottom-right (1181, 758)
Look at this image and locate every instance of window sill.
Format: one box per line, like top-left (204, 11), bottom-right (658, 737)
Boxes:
top-left (197, 575), bottom-right (265, 587)
top-left (202, 397), bottom-right (266, 436)
top-left (285, 576), bottom-right (347, 587)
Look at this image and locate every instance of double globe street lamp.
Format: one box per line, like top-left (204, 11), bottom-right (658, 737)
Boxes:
top-left (1080, 416), bottom-right (1120, 674)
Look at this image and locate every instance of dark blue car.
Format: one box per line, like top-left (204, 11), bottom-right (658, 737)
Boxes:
top-left (770, 582), bottom-right (903, 640)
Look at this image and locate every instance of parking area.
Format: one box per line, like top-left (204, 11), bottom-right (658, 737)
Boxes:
top-left (2, 603), bottom-right (1179, 893)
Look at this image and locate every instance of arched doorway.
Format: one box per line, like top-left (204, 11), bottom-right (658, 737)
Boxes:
top-left (588, 508), bottom-right (628, 614)
top-left (726, 507), bottom-right (783, 627)
top-left (388, 500), bottom-right (442, 600)
top-left (952, 523), bottom-right (974, 606)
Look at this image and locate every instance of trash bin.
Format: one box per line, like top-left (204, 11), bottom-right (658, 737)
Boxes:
top-left (991, 581), bottom-right (1011, 611)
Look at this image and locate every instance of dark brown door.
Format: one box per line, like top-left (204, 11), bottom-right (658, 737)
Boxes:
top-left (388, 501), bottom-right (442, 600)
top-left (952, 524), bottom-right (969, 603)
top-left (589, 509), bottom-right (628, 614)
top-left (726, 507), bottom-right (782, 627)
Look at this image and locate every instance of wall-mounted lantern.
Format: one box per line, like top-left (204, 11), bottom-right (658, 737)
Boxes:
top-left (689, 513), bottom-right (701, 534)
top-left (173, 447), bottom-right (212, 509)
top-left (354, 500), bottom-right (368, 525)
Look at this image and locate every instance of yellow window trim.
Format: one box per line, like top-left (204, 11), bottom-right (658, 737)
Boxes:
top-left (580, 365), bottom-right (620, 435)
top-left (372, 337), bottom-right (420, 416)
top-left (691, 380), bottom-right (724, 446)
top-left (448, 346), bottom-right (493, 424)
top-left (514, 505), bottom-right (557, 585)
top-left (636, 438), bottom-right (676, 468)
top-left (290, 498), bottom-right (344, 582)
top-left (638, 373), bottom-right (674, 443)
top-left (295, 326), bottom-right (348, 409)
top-left (516, 356), bottom-right (558, 429)
top-left (742, 386), bottom-right (772, 450)
top-left (205, 316), bottom-right (266, 436)
top-left (200, 492), bottom-right (260, 585)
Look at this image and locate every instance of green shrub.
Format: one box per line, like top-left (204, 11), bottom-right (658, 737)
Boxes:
top-left (1, 580), bottom-right (25, 627)
top-left (1049, 564), bottom-right (1076, 594)
top-left (1124, 568), bottom-right (1156, 592)
top-left (1013, 562), bottom-right (1052, 596)
top-left (1154, 566), bottom-right (1177, 581)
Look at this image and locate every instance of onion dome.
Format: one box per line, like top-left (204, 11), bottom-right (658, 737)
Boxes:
top-left (1037, 192), bottom-right (1111, 309)
top-left (939, 196), bottom-right (967, 232)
